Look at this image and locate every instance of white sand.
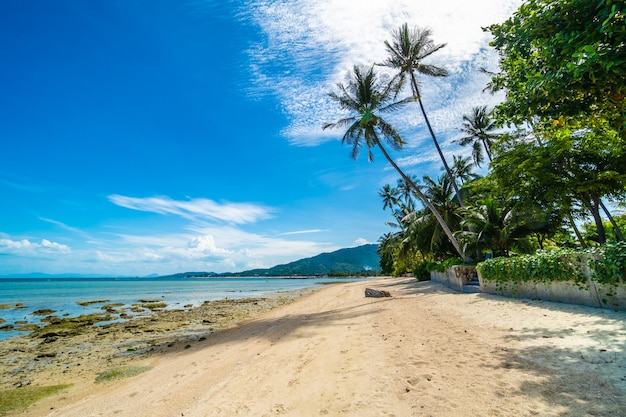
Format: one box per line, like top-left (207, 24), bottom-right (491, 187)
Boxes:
top-left (27, 278), bottom-right (625, 416)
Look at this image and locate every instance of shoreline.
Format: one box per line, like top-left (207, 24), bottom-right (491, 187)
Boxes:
top-left (0, 286), bottom-right (321, 392)
top-left (4, 278), bottom-right (626, 416)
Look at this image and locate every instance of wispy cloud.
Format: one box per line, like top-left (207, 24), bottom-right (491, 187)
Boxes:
top-left (234, 0), bottom-right (522, 148)
top-left (0, 178), bottom-right (42, 193)
top-left (39, 217), bottom-right (91, 238)
top-left (280, 229), bottom-right (325, 236)
top-left (108, 195), bottom-right (275, 224)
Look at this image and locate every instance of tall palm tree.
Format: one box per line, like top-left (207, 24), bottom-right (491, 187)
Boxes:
top-left (456, 105), bottom-right (498, 166)
top-left (381, 23), bottom-right (463, 206)
top-left (323, 65), bottom-right (465, 259)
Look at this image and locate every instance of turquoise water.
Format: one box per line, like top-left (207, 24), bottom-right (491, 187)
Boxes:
top-left (0, 277), bottom-right (356, 340)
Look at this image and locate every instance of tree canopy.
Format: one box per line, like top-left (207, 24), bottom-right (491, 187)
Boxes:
top-left (486, 0), bottom-right (626, 136)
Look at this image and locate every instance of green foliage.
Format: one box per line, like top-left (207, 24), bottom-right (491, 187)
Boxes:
top-left (413, 262), bottom-right (432, 281)
top-left (0, 384), bottom-right (71, 414)
top-left (413, 258), bottom-right (467, 281)
top-left (95, 366), bottom-right (151, 384)
top-left (442, 257), bottom-right (465, 269)
top-left (478, 244), bottom-right (626, 294)
top-left (477, 250), bottom-right (587, 288)
top-left (589, 242), bottom-right (626, 286)
top-left (487, 0), bottom-right (626, 136)
top-left (581, 214), bottom-right (626, 245)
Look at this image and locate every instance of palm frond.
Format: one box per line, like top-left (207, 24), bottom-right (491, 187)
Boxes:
top-left (323, 116), bottom-right (356, 131)
top-left (416, 63), bottom-right (448, 77)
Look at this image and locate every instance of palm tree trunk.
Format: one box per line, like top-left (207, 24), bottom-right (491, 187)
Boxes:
top-left (409, 72), bottom-right (463, 206)
top-left (567, 212), bottom-right (587, 248)
top-left (375, 141), bottom-right (466, 260)
top-left (481, 138), bottom-right (493, 162)
top-left (600, 200), bottom-right (625, 241)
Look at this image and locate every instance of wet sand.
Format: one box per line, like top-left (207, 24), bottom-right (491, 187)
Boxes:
top-left (4, 278), bottom-right (626, 416)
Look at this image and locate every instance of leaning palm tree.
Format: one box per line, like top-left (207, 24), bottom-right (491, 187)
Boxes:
top-left (456, 105), bottom-right (498, 166)
top-left (323, 65), bottom-right (465, 259)
top-left (381, 23), bottom-right (463, 206)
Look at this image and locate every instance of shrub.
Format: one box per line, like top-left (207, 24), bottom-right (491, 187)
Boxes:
top-left (413, 263), bottom-right (431, 281)
top-left (477, 249), bottom-right (587, 289)
top-left (588, 242), bottom-right (626, 286)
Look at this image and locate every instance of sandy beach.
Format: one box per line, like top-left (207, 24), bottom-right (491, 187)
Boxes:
top-left (5, 278), bottom-right (626, 416)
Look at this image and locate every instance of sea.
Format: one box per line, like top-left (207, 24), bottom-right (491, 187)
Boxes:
top-left (0, 277), bottom-right (360, 341)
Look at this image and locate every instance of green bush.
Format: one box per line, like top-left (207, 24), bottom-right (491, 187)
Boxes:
top-left (413, 262), bottom-right (431, 281)
top-left (441, 257), bottom-right (464, 269)
top-left (478, 244), bottom-right (626, 292)
top-left (588, 242), bottom-right (626, 286)
top-left (477, 249), bottom-right (587, 288)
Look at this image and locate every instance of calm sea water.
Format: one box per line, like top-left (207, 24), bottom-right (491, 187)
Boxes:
top-left (0, 277), bottom-right (358, 341)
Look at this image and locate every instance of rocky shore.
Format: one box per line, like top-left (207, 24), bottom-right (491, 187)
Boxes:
top-left (0, 287), bottom-right (318, 391)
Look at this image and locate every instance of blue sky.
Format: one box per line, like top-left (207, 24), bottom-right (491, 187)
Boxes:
top-left (0, 0), bottom-right (522, 276)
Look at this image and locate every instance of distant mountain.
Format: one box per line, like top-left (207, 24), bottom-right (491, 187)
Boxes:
top-left (2, 245), bottom-right (381, 279)
top-left (230, 244), bottom-right (380, 277)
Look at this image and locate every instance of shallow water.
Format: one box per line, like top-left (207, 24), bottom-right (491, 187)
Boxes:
top-left (0, 277), bottom-right (357, 340)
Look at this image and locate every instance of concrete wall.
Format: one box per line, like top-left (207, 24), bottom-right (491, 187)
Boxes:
top-left (477, 271), bottom-right (626, 311)
top-left (431, 262), bottom-right (625, 311)
top-left (431, 266), bottom-right (477, 293)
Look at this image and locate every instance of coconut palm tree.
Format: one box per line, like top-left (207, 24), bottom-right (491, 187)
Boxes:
top-left (379, 184), bottom-right (399, 211)
top-left (381, 23), bottom-right (463, 206)
top-left (450, 155), bottom-right (479, 185)
top-left (403, 175), bottom-right (463, 258)
top-left (323, 65), bottom-right (465, 259)
top-left (459, 197), bottom-right (537, 257)
top-left (456, 106), bottom-right (498, 166)
top-left (396, 174), bottom-right (419, 205)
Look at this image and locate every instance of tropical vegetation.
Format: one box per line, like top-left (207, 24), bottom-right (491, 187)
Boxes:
top-left (323, 1), bottom-right (626, 281)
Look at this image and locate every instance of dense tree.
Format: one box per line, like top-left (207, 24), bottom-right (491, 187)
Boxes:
top-left (486, 0), bottom-right (626, 136)
top-left (488, 121), bottom-right (626, 244)
top-left (381, 23), bottom-right (463, 205)
top-left (323, 65), bottom-right (466, 259)
top-left (377, 232), bottom-right (397, 274)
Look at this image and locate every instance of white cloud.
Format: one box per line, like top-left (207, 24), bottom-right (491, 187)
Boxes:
top-left (187, 235), bottom-right (232, 257)
top-left (0, 237), bottom-right (71, 255)
top-left (352, 237), bottom-right (370, 247)
top-left (108, 195), bottom-right (274, 224)
top-left (235, 0), bottom-right (522, 148)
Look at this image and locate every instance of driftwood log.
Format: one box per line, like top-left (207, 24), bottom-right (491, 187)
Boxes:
top-left (365, 288), bottom-right (391, 298)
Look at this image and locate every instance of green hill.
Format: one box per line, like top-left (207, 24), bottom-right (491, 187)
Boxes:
top-left (233, 244), bottom-right (380, 277)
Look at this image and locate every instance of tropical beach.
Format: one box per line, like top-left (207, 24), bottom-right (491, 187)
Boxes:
top-left (3, 278), bottom-right (624, 416)
top-left (1, 0), bottom-right (625, 415)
